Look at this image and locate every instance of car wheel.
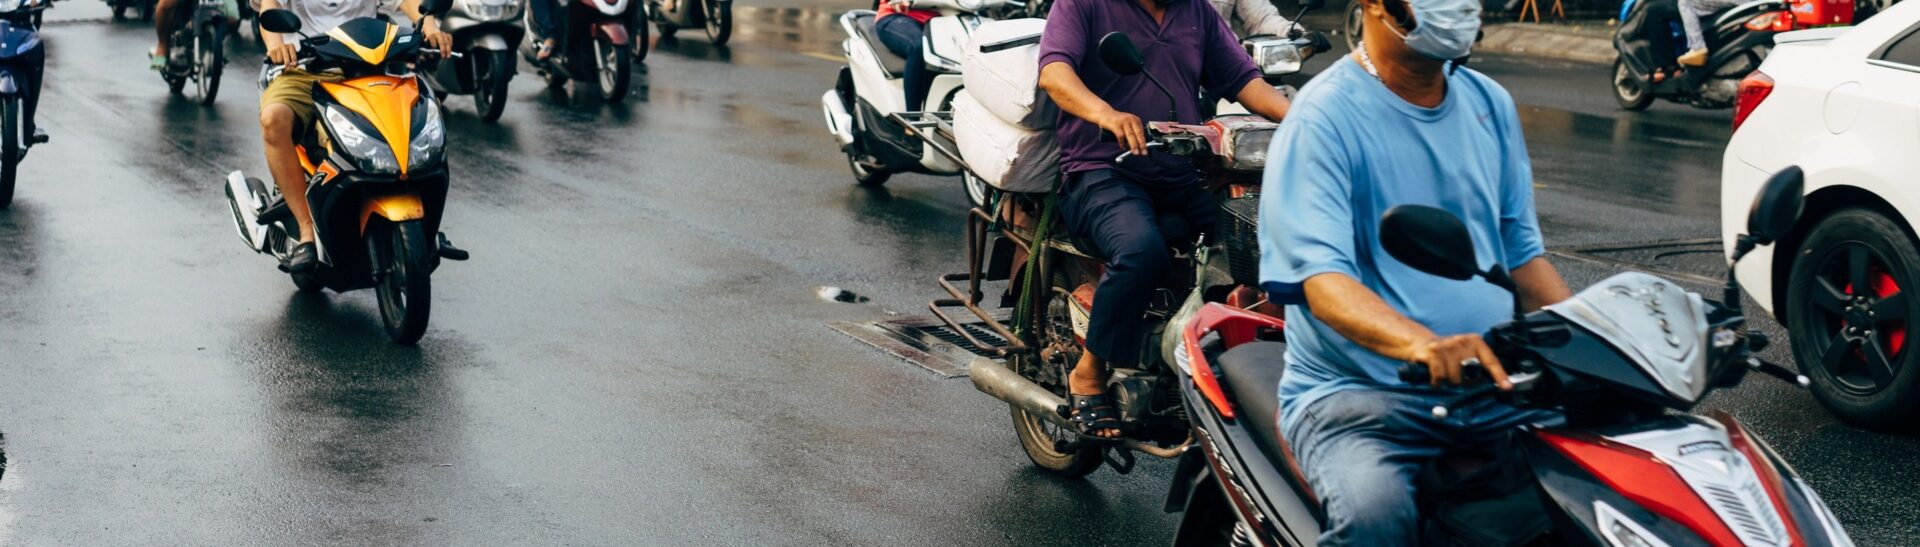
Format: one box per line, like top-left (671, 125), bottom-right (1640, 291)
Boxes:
top-left (1786, 208), bottom-right (1920, 429)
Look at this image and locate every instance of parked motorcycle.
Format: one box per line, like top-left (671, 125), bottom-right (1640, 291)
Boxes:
top-left (951, 33), bottom-right (1288, 477)
top-left (0, 0), bottom-right (50, 210)
top-left (1611, 0), bottom-right (1848, 110)
top-left (160, 0), bottom-right (235, 105)
top-left (1152, 167), bottom-right (1859, 546)
top-left (223, 7), bottom-right (467, 344)
top-left (646, 0), bottom-right (727, 46)
top-left (429, 0), bottom-right (524, 121)
top-left (521, 0), bottom-right (636, 101)
top-left (820, 0), bottom-right (1006, 202)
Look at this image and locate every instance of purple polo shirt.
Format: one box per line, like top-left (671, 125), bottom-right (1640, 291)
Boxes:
top-left (1038, 0), bottom-right (1262, 183)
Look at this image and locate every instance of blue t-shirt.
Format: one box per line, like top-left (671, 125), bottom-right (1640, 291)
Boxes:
top-left (1258, 57), bottom-right (1544, 432)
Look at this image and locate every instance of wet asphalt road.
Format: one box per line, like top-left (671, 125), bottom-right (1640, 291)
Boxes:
top-left (0, 0), bottom-right (1913, 544)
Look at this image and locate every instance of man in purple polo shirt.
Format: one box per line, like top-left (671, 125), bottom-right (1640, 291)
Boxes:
top-left (1037, 0), bottom-right (1293, 438)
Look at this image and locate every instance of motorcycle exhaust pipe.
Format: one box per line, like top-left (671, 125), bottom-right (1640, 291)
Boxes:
top-left (821, 90), bottom-right (856, 147)
top-left (970, 357), bottom-right (1075, 430)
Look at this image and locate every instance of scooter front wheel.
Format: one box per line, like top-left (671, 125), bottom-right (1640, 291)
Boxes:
top-left (704, 0), bottom-right (730, 45)
top-left (195, 24), bottom-right (225, 106)
top-left (371, 219), bottom-right (433, 344)
top-left (475, 49), bottom-right (513, 122)
top-left (0, 96), bottom-right (16, 209)
top-left (594, 37), bottom-right (632, 102)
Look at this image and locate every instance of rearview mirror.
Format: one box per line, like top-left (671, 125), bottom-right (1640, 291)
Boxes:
top-left (1098, 32), bottom-right (1144, 75)
top-left (258, 8), bottom-right (302, 34)
top-left (1745, 166), bottom-right (1804, 245)
top-left (1380, 205), bottom-right (1481, 282)
top-left (418, 0), bottom-right (451, 18)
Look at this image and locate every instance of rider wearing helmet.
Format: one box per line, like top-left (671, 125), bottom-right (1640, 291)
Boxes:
top-left (256, 0), bottom-right (453, 271)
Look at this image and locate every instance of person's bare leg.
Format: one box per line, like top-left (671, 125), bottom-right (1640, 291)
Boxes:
top-left (153, 0), bottom-right (179, 60)
top-left (260, 104), bottom-right (315, 242)
top-left (1068, 351), bottom-right (1119, 438)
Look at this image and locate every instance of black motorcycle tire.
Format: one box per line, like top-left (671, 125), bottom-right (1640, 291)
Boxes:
top-left (372, 219), bottom-right (433, 345)
top-left (635, 9), bottom-right (650, 63)
top-left (1009, 274), bottom-right (1103, 478)
top-left (1613, 57), bottom-right (1653, 111)
top-left (0, 96), bottom-right (16, 210)
top-left (475, 49), bottom-right (512, 122)
top-left (1786, 208), bottom-right (1920, 429)
top-left (1343, 1), bottom-right (1364, 51)
top-left (846, 152), bottom-right (890, 187)
top-left (196, 24), bottom-right (225, 106)
top-left (704, 0), bottom-right (730, 45)
top-left (594, 37), bottom-right (631, 102)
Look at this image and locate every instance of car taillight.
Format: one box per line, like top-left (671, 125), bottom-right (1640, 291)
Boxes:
top-left (1733, 70), bottom-right (1775, 131)
top-left (1537, 430), bottom-right (1744, 546)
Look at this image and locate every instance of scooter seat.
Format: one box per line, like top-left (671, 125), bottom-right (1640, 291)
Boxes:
top-left (1216, 340), bottom-right (1318, 503)
top-left (851, 12), bottom-right (909, 80)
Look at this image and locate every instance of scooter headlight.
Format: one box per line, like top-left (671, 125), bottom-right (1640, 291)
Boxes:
top-left (323, 106), bottom-right (400, 174)
top-left (458, 0), bottom-right (520, 21)
top-left (409, 97), bottom-right (446, 171)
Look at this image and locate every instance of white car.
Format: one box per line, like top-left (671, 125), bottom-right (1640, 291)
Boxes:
top-left (1723, 1), bottom-right (1920, 428)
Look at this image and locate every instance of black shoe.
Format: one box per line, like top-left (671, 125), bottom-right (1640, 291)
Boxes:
top-left (31, 127), bottom-right (47, 144)
top-left (279, 242), bottom-right (318, 272)
top-left (436, 233), bottom-right (469, 261)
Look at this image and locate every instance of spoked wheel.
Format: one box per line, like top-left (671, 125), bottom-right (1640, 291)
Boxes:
top-left (474, 49), bottom-right (513, 122)
top-left (1613, 57), bottom-right (1653, 111)
top-left (195, 24), bottom-right (225, 105)
top-left (0, 96), bottom-right (16, 209)
top-left (593, 37), bottom-right (631, 102)
top-left (1343, 0), bottom-right (1364, 51)
top-left (1787, 208), bottom-right (1920, 429)
top-left (703, 0), bottom-right (730, 45)
top-left (1009, 277), bottom-right (1102, 477)
top-left (369, 219), bottom-right (433, 344)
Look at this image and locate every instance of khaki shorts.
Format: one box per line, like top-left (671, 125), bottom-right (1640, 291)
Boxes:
top-left (260, 69), bottom-right (341, 129)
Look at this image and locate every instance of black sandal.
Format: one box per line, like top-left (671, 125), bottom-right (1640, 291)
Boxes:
top-left (1069, 392), bottom-right (1123, 440)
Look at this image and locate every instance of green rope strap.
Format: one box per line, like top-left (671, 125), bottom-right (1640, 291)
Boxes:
top-left (1013, 195), bottom-right (1056, 340)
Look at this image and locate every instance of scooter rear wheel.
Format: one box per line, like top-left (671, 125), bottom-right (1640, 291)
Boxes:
top-left (1613, 57), bottom-right (1654, 111)
top-left (594, 37), bottom-right (632, 102)
top-left (704, 0), bottom-right (730, 45)
top-left (847, 152), bottom-right (890, 187)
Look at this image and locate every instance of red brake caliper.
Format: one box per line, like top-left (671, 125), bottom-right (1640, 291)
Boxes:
top-left (1874, 269), bottom-right (1906, 354)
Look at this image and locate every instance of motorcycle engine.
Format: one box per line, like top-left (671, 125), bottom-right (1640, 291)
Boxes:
top-left (1109, 370), bottom-right (1181, 424)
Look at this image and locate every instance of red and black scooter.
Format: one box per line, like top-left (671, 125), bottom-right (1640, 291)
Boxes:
top-left (1160, 168), bottom-right (1857, 546)
top-left (520, 0), bottom-right (637, 101)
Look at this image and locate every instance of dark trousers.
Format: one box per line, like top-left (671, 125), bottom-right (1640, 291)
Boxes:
top-left (874, 15), bottom-right (932, 111)
top-left (1061, 169), bottom-right (1217, 366)
top-left (531, 0), bottom-right (561, 42)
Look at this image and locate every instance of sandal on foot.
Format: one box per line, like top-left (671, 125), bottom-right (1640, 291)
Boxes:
top-left (1069, 392), bottom-right (1123, 440)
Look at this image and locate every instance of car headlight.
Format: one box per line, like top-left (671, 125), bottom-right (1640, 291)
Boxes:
top-left (409, 97), bottom-right (445, 171)
top-left (323, 106), bottom-right (399, 174)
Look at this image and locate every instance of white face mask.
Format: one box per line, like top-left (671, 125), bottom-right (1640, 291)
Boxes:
top-left (1378, 0), bottom-right (1481, 61)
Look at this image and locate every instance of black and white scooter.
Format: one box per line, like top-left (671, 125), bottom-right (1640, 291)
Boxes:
top-left (427, 0), bottom-right (524, 122)
top-left (820, 0), bottom-right (1006, 204)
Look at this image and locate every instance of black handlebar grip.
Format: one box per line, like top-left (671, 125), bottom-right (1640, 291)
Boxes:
top-left (1307, 30), bottom-right (1333, 54)
top-left (1398, 364), bottom-right (1430, 384)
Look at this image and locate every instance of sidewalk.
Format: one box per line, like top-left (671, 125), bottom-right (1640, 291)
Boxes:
top-left (1477, 21), bottom-right (1617, 64)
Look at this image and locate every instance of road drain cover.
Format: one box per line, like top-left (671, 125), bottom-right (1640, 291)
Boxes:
top-left (831, 312), bottom-right (1010, 378)
top-left (1548, 238), bottom-right (1725, 286)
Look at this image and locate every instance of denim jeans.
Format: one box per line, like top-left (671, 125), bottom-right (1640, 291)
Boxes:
top-left (874, 14), bottom-right (932, 111)
top-left (1280, 387), bottom-right (1560, 546)
top-left (1678, 0), bottom-right (1743, 50)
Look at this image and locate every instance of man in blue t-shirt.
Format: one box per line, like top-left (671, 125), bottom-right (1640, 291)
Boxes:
top-left (1258, 0), bottom-right (1573, 543)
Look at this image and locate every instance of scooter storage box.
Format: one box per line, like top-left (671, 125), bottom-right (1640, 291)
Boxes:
top-left (963, 18), bottom-right (1055, 129)
top-left (953, 90), bottom-right (1059, 194)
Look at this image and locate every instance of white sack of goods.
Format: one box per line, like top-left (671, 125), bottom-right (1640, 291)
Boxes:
top-left (962, 18), bottom-right (1056, 129)
top-left (952, 90), bottom-right (1059, 194)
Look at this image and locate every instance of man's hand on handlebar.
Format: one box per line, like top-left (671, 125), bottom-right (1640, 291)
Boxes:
top-left (1096, 109), bottom-right (1147, 157)
top-left (267, 43), bottom-right (299, 66)
top-left (1407, 334), bottom-right (1512, 390)
top-left (423, 29), bottom-right (453, 56)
